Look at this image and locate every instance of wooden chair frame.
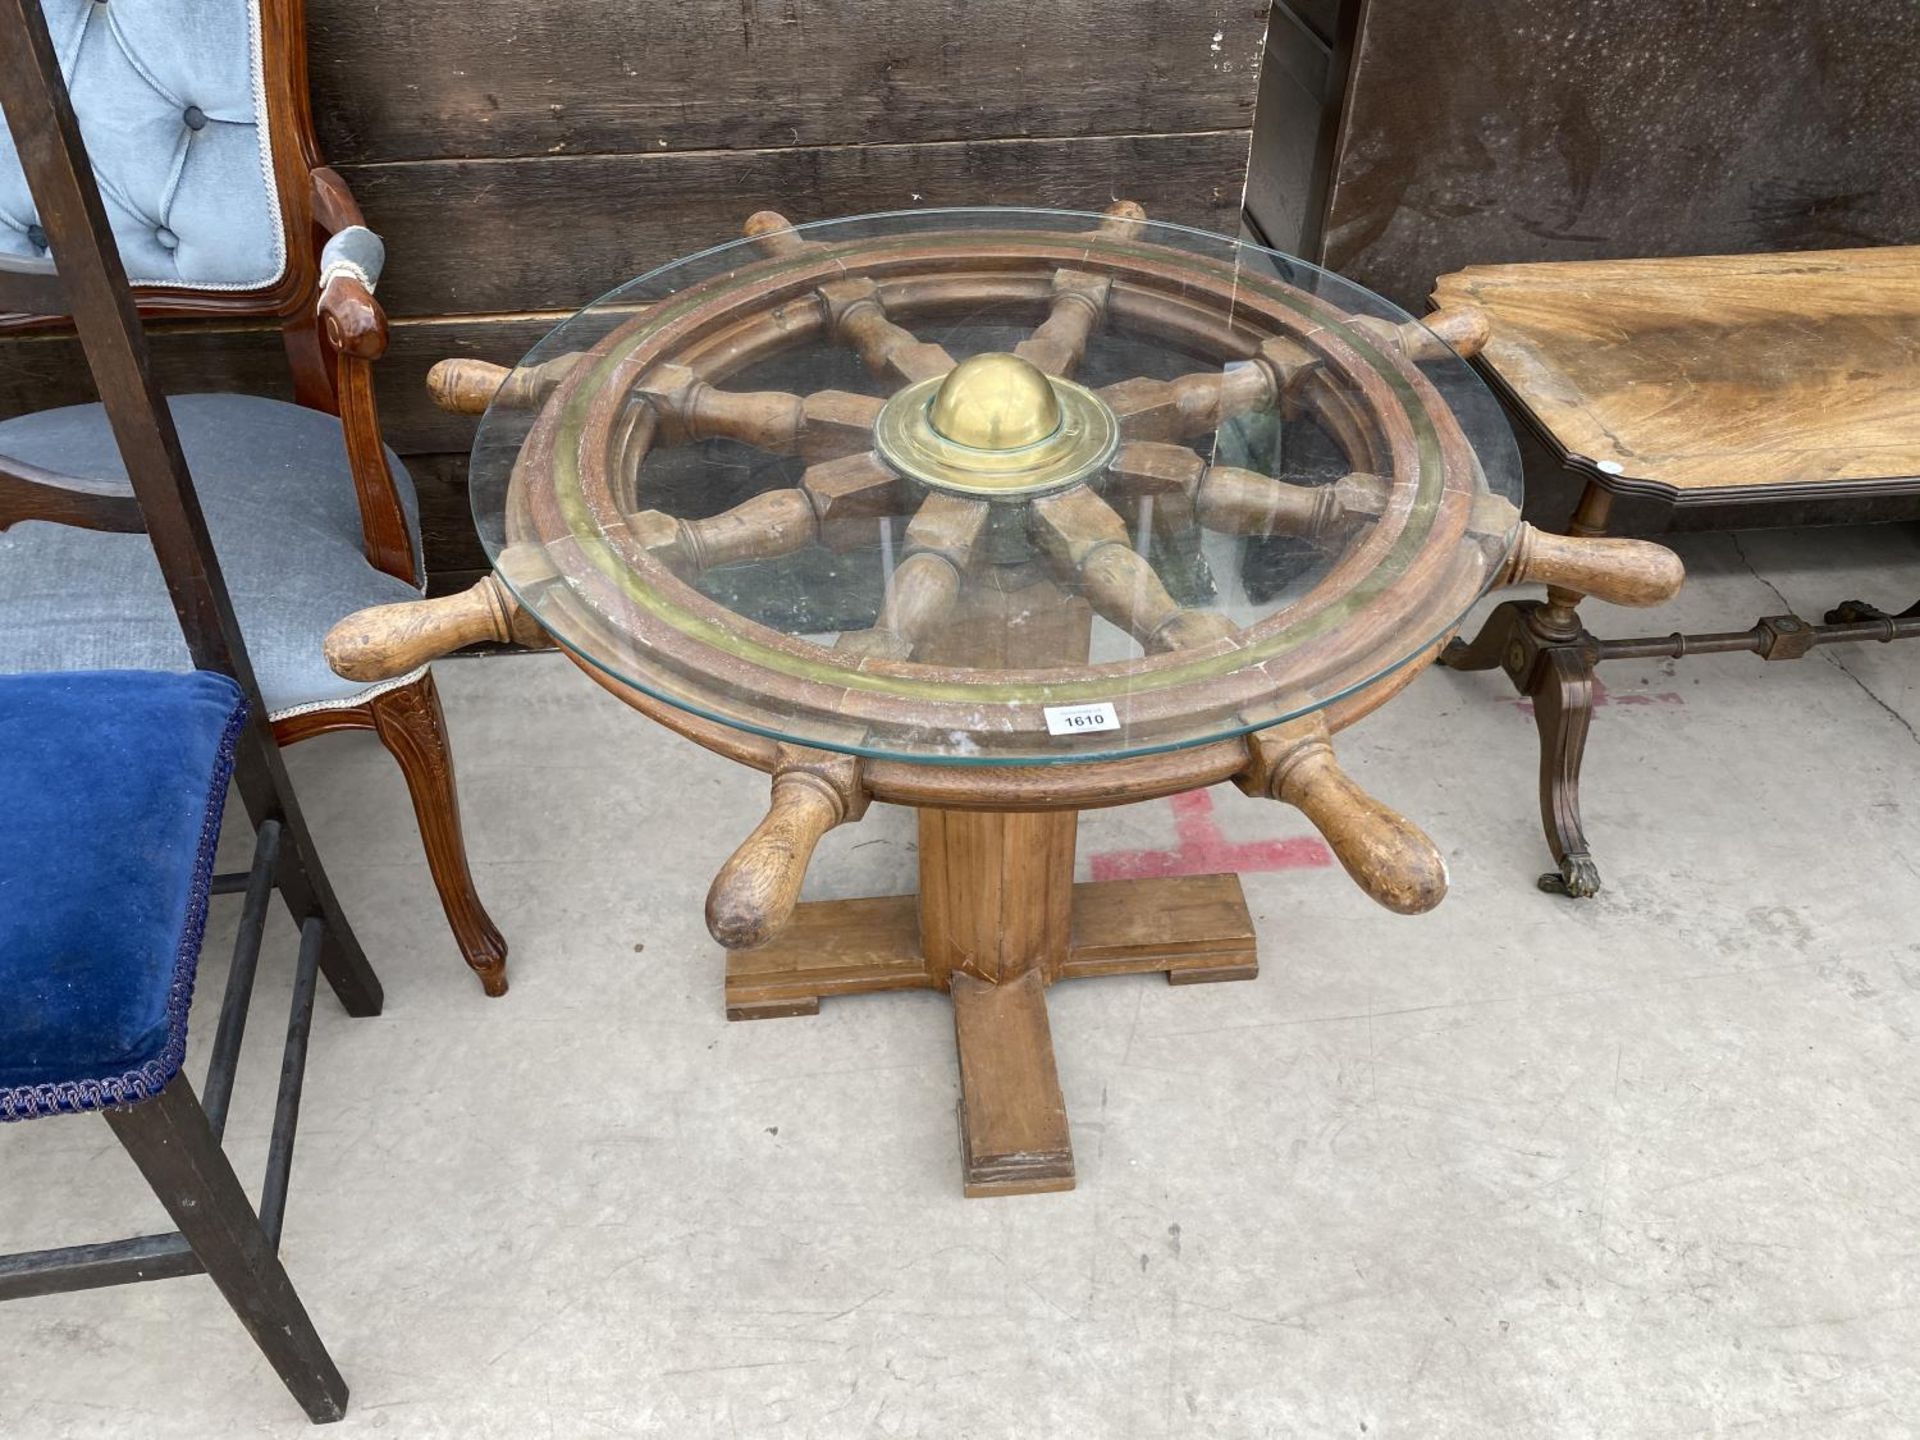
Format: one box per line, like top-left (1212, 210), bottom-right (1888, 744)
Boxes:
top-left (0, 3), bottom-right (382, 1419)
top-left (0, 0), bottom-right (506, 994)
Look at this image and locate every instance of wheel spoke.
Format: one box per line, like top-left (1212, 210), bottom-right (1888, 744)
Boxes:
top-left (815, 276), bottom-right (955, 383)
top-left (1104, 440), bottom-right (1209, 499)
top-left (1196, 468), bottom-right (1391, 539)
top-left (798, 453), bottom-right (912, 549)
top-left (1028, 484), bottom-right (1236, 653)
top-left (639, 364), bottom-right (882, 461)
top-left (1013, 269), bottom-right (1113, 377)
top-left (837, 493), bottom-right (991, 661)
top-left (1098, 363), bottom-right (1280, 443)
top-left (625, 489), bottom-right (818, 577)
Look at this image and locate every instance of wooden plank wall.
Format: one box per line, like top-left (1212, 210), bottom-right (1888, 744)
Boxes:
top-left (0, 1), bottom-right (1272, 591)
top-left (1318, 0), bottom-right (1920, 312)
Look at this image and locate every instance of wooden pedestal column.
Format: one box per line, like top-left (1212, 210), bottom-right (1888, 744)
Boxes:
top-left (924, 807), bottom-right (1078, 1195)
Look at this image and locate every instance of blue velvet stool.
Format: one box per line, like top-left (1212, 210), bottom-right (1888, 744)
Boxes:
top-left (0, 666), bottom-right (362, 1423)
top-left (0, 669), bottom-right (245, 1119)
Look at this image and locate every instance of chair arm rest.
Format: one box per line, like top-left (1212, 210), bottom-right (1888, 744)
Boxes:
top-left (318, 270), bottom-right (387, 362)
top-left (310, 166), bottom-right (389, 362)
top-left (319, 224), bottom-right (385, 294)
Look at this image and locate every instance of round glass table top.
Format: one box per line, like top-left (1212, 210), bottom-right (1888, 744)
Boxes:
top-left (469, 207), bottom-right (1523, 766)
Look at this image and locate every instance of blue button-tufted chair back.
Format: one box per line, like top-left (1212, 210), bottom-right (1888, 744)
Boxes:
top-left (0, 0), bottom-right (284, 291)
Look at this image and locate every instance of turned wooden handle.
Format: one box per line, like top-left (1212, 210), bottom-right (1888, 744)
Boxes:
top-left (325, 574), bottom-right (540, 681)
top-left (1241, 718), bottom-right (1447, 915)
top-left (426, 358), bottom-right (510, 415)
top-left (706, 771), bottom-right (848, 950)
top-left (1410, 306), bottom-right (1492, 360)
top-left (744, 209), bottom-right (817, 257)
top-left (1503, 524), bottom-right (1685, 607)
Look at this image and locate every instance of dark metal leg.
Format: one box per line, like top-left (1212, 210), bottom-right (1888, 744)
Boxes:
top-left (1444, 478), bottom-right (1618, 896)
top-left (103, 1080), bottom-right (348, 1425)
top-left (230, 723), bottom-right (384, 1021)
top-left (1440, 599), bottom-right (1529, 672)
top-left (1443, 598), bottom-right (1604, 894)
top-left (1530, 646), bottom-right (1600, 898)
top-left (1826, 597), bottom-right (1920, 625)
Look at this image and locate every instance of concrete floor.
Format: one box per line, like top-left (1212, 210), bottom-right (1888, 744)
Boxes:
top-left (3, 524), bottom-right (1919, 1438)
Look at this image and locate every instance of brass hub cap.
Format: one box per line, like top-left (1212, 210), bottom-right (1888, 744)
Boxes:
top-left (874, 352), bottom-right (1120, 500)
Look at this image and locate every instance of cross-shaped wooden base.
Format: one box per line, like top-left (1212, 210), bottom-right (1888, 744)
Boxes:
top-left (725, 805), bottom-right (1256, 1197)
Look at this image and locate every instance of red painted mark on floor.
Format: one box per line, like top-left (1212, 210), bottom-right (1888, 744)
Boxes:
top-left (1509, 673), bottom-right (1684, 715)
top-left (1089, 788), bottom-right (1333, 882)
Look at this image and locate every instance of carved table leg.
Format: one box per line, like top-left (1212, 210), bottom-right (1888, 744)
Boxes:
top-left (1529, 647), bottom-right (1599, 898)
top-left (1436, 480), bottom-right (1684, 899)
top-left (1442, 598), bottom-right (1603, 897)
top-left (369, 673), bottom-right (510, 995)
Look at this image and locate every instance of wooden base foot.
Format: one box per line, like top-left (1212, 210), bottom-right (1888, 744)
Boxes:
top-left (723, 872), bottom-right (1257, 1017)
top-left (719, 809), bottom-right (1258, 1199)
top-left (1167, 961), bottom-right (1260, 985)
top-left (952, 971), bottom-right (1075, 1198)
top-left (725, 997), bottom-right (821, 1021)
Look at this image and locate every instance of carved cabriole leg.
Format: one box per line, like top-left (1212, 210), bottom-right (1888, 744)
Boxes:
top-left (369, 673), bottom-right (510, 995)
top-left (1440, 597), bottom-right (1603, 896)
top-left (1437, 484), bottom-right (1677, 898)
top-left (1530, 648), bottom-right (1600, 898)
top-left (275, 676), bottom-right (509, 997)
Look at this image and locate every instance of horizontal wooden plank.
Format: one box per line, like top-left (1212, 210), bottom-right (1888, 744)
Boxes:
top-left (305, 0), bottom-right (1269, 163)
top-left (342, 131), bottom-right (1255, 317)
top-left (0, 313), bottom-right (553, 456)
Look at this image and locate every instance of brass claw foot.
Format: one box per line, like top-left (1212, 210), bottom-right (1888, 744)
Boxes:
top-left (1538, 854), bottom-right (1601, 899)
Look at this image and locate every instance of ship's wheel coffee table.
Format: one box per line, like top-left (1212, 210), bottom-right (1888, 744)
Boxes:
top-left (327, 206), bottom-right (1684, 1196)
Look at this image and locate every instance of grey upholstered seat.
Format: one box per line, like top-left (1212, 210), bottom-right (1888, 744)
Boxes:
top-left (0, 0), bottom-right (282, 289)
top-left (0, 394), bottom-right (424, 718)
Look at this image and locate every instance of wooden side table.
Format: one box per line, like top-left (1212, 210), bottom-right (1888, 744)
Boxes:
top-left (1433, 247), bottom-right (1920, 897)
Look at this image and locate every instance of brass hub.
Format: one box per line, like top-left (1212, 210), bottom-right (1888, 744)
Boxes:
top-left (874, 352), bottom-right (1119, 500)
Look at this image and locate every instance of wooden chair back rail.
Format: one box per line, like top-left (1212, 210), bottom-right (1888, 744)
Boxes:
top-left (0, 451), bottom-right (143, 533)
top-left (0, 256), bottom-right (66, 315)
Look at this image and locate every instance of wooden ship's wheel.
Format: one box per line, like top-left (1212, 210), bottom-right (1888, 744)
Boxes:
top-left (328, 205), bottom-right (1684, 1196)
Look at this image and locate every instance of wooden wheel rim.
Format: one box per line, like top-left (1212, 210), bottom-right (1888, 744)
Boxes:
top-left (494, 217), bottom-right (1501, 760)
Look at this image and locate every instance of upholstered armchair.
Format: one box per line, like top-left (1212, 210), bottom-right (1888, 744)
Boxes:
top-left (0, 0), bottom-right (508, 993)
